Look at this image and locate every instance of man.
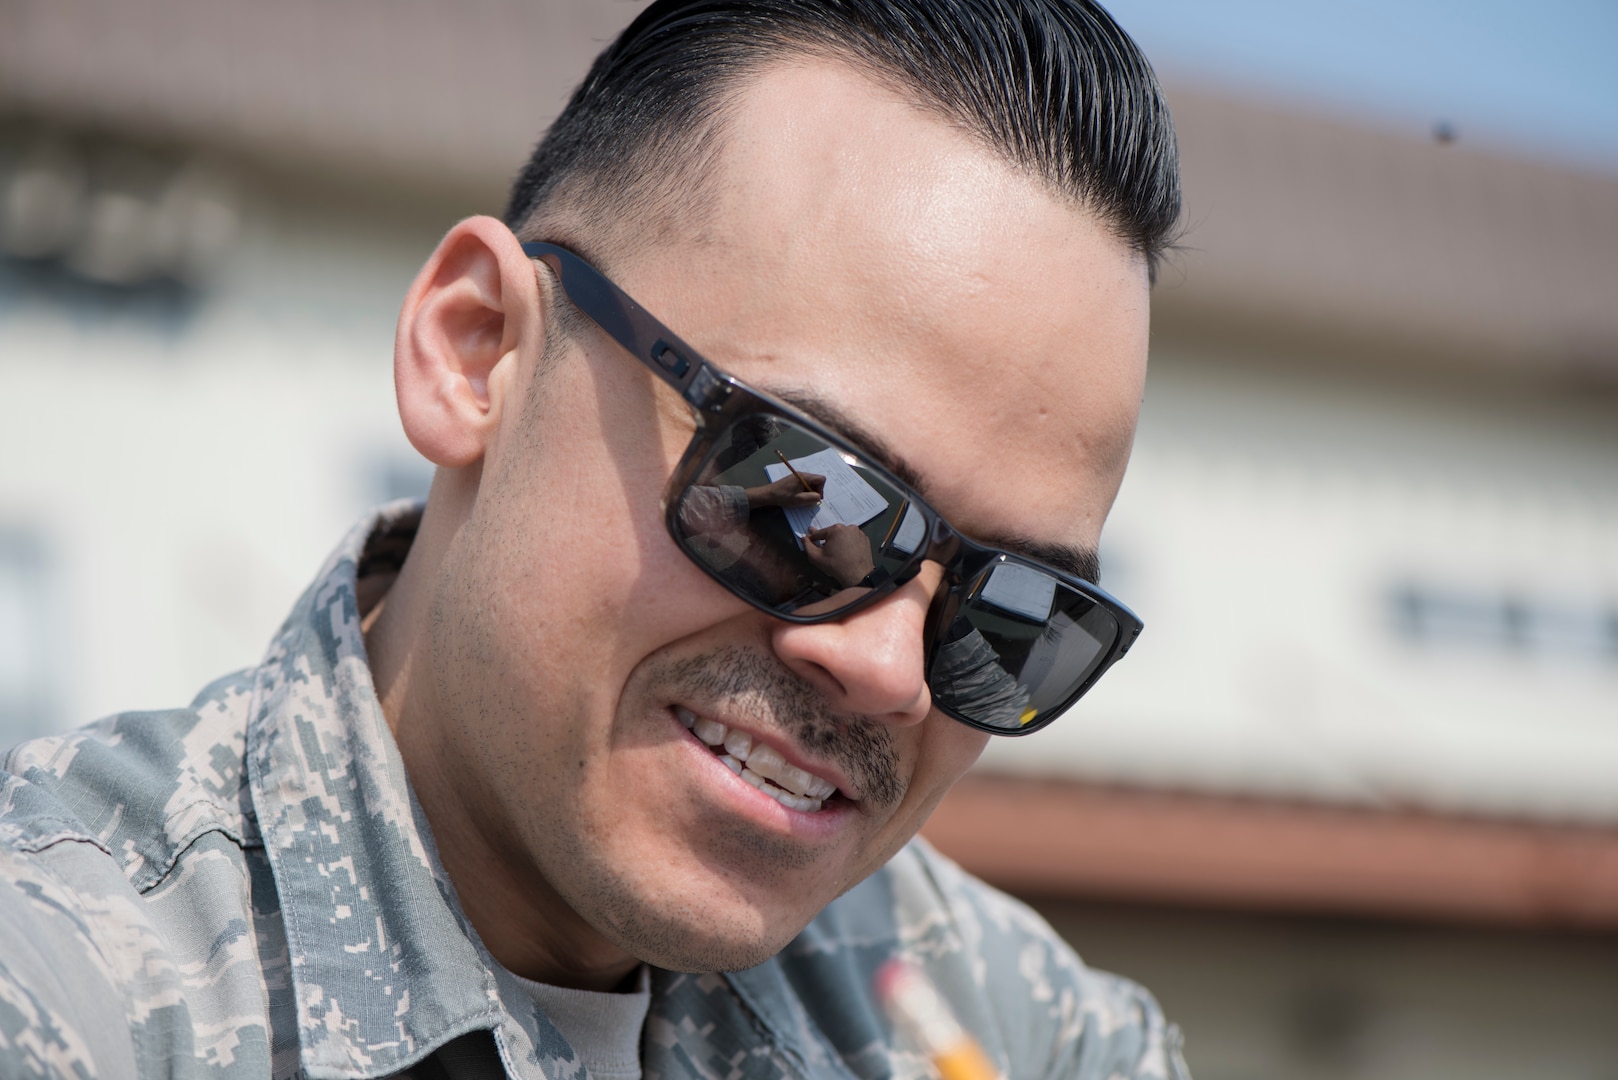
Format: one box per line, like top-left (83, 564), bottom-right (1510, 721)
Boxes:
top-left (0, 1), bottom-right (1185, 1077)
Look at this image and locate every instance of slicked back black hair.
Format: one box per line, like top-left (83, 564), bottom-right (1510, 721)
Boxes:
top-left (505, 0), bottom-right (1180, 278)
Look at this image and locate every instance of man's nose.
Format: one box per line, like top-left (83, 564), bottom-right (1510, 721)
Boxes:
top-left (768, 563), bottom-right (944, 726)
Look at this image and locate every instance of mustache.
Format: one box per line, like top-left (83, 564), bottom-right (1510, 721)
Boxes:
top-left (653, 645), bottom-right (902, 809)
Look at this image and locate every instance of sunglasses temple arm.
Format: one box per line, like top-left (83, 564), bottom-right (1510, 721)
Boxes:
top-left (521, 241), bottom-right (726, 406)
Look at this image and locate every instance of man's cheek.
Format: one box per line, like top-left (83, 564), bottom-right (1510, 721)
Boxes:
top-left (909, 721), bottom-right (990, 813)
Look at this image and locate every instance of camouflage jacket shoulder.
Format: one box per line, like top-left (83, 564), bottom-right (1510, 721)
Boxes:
top-left (0, 504), bottom-right (1188, 1080)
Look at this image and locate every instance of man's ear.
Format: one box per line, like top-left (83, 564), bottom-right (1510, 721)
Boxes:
top-left (394, 215), bottom-right (544, 468)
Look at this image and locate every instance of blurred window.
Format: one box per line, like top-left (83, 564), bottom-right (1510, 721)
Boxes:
top-left (0, 528), bottom-right (58, 744)
top-left (0, 119), bottom-right (238, 325)
top-left (1389, 582), bottom-right (1618, 663)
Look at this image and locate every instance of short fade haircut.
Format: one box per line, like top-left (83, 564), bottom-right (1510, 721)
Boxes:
top-left (505, 0), bottom-right (1180, 280)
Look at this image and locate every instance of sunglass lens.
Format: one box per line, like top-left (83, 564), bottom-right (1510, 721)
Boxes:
top-left (671, 414), bottom-right (925, 615)
top-left (930, 562), bottom-right (1120, 732)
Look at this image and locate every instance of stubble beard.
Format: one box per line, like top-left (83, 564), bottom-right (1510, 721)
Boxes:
top-left (556, 644), bottom-right (908, 973)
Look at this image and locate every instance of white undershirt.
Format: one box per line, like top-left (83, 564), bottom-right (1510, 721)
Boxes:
top-left (510, 966), bottom-right (652, 1080)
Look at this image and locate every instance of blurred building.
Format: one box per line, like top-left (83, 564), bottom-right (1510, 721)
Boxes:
top-left (928, 84), bottom-right (1618, 1080)
top-left (1, 4), bottom-right (1616, 1080)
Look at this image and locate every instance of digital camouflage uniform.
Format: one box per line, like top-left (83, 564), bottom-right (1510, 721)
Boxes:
top-left (0, 504), bottom-right (1190, 1080)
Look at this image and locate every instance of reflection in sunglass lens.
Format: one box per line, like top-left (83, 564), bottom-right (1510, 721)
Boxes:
top-left (671, 413), bottom-right (921, 616)
top-left (929, 562), bottom-right (1119, 732)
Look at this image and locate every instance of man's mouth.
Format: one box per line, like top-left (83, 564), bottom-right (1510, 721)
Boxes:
top-left (675, 706), bottom-right (840, 813)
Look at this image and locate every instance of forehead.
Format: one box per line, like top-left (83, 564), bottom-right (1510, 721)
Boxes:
top-left (611, 58), bottom-right (1149, 554)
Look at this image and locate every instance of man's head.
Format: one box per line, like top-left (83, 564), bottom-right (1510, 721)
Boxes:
top-left (371, 0), bottom-right (1178, 989)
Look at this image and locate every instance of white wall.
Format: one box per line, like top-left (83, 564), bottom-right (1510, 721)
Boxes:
top-left (0, 185), bottom-right (437, 739)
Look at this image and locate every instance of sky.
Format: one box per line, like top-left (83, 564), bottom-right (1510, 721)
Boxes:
top-left (1102, 0), bottom-right (1618, 176)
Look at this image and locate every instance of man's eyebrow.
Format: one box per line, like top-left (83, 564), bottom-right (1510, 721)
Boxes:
top-left (982, 535), bottom-right (1103, 585)
top-left (768, 388), bottom-right (929, 495)
top-left (765, 387), bottom-right (1103, 585)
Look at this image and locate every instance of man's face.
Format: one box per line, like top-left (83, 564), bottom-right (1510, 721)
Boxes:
top-left (431, 59), bottom-right (1149, 972)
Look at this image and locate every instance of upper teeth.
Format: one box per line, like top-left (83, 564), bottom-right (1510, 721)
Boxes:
top-left (676, 707), bottom-right (838, 810)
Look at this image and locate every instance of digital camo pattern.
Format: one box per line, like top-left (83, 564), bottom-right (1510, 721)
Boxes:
top-left (0, 504), bottom-right (1189, 1080)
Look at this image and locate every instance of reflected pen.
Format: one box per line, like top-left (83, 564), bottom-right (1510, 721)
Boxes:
top-left (775, 450), bottom-right (816, 493)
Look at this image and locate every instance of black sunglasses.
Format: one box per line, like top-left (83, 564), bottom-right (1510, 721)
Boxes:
top-left (521, 239), bottom-right (1143, 735)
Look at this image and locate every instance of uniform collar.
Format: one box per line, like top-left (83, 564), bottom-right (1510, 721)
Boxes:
top-left (244, 503), bottom-right (565, 1078)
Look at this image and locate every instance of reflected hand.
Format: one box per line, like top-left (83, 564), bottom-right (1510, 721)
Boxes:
top-left (805, 523), bottom-right (876, 588)
top-left (746, 473), bottom-right (825, 509)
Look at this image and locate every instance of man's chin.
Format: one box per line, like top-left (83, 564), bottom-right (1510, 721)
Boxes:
top-left (644, 938), bottom-right (787, 975)
top-left (612, 916), bottom-right (801, 975)
top-left (586, 884), bottom-right (821, 974)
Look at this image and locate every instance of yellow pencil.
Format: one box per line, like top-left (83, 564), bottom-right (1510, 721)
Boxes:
top-left (775, 450), bottom-right (816, 493)
top-left (875, 960), bottom-right (1000, 1080)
